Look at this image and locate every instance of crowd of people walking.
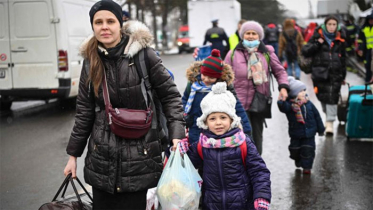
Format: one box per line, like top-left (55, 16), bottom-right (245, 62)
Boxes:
top-left (60, 0), bottom-right (370, 209)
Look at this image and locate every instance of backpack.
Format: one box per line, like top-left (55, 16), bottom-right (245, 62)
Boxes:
top-left (134, 49), bottom-right (169, 148)
top-left (283, 30), bottom-right (298, 62)
top-left (197, 141), bottom-right (248, 168)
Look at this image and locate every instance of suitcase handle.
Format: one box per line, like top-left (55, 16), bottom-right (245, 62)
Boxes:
top-left (362, 82), bottom-right (373, 106)
top-left (52, 173), bottom-right (93, 203)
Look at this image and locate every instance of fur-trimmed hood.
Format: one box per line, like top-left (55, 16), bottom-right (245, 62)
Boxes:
top-left (186, 61), bottom-right (235, 85)
top-left (80, 20), bottom-right (153, 58)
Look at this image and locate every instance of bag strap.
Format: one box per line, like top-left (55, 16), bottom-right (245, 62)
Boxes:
top-left (230, 48), bottom-right (236, 63)
top-left (197, 141), bottom-right (247, 168)
top-left (102, 72), bottom-right (114, 125)
top-left (52, 174), bottom-right (93, 204)
top-left (134, 49), bottom-right (159, 130)
top-left (240, 141), bottom-right (247, 168)
top-left (197, 142), bottom-right (203, 159)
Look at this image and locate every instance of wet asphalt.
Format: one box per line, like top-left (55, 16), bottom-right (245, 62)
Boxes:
top-left (0, 53), bottom-right (372, 210)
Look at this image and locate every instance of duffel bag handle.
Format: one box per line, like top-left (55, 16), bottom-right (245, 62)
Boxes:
top-left (52, 173), bottom-right (93, 203)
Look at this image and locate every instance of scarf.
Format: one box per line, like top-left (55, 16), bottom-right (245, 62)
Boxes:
top-left (321, 25), bottom-right (336, 47)
top-left (290, 97), bottom-right (308, 124)
top-left (184, 81), bottom-right (212, 114)
top-left (199, 128), bottom-right (246, 148)
top-left (245, 47), bottom-right (268, 85)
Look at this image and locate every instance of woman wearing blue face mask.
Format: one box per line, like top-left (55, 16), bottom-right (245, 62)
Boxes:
top-left (224, 21), bottom-right (290, 155)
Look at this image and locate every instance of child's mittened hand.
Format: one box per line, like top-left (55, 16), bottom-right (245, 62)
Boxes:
top-left (254, 198), bottom-right (270, 210)
top-left (178, 138), bottom-right (189, 154)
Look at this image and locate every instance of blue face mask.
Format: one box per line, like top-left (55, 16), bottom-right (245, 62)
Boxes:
top-left (243, 39), bottom-right (260, 48)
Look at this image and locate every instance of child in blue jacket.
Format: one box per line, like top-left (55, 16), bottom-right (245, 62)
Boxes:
top-left (182, 49), bottom-right (252, 144)
top-left (277, 77), bottom-right (325, 174)
top-left (175, 82), bottom-right (271, 210)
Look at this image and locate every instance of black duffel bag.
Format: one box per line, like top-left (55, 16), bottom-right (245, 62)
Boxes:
top-left (39, 174), bottom-right (93, 210)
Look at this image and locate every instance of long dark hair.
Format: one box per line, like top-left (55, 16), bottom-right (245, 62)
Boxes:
top-left (85, 36), bottom-right (104, 97)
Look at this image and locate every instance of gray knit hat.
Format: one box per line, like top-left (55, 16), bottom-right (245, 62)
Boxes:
top-left (288, 76), bottom-right (306, 98)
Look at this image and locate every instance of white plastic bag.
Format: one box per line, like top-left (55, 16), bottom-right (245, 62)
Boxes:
top-left (157, 145), bottom-right (202, 210)
top-left (146, 187), bottom-right (159, 210)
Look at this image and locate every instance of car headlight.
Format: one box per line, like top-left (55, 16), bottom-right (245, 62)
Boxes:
top-left (177, 42), bottom-right (182, 46)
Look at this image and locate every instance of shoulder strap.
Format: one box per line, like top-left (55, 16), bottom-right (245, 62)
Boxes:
top-left (240, 141), bottom-right (247, 168)
top-left (230, 48), bottom-right (236, 63)
top-left (197, 142), bottom-right (203, 160)
top-left (134, 49), bottom-right (158, 129)
top-left (264, 51), bottom-right (274, 92)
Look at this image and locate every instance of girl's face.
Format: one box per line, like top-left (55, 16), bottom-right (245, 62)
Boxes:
top-left (206, 112), bottom-right (232, 135)
top-left (243, 30), bottom-right (259, 41)
top-left (326, 19), bottom-right (338, 33)
top-left (201, 74), bottom-right (218, 86)
top-left (93, 10), bottom-right (121, 48)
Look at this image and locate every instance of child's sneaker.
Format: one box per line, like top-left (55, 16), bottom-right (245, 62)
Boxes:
top-left (303, 169), bottom-right (311, 174)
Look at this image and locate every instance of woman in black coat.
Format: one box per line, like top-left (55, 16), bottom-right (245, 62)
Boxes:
top-left (63, 1), bottom-right (185, 209)
top-left (302, 16), bottom-right (346, 136)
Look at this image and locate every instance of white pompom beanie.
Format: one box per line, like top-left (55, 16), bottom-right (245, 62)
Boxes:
top-left (196, 82), bottom-right (241, 130)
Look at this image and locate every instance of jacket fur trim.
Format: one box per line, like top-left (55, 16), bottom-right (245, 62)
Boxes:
top-left (80, 20), bottom-right (153, 58)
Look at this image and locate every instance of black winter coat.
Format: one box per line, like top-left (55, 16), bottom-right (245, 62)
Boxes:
top-left (66, 21), bottom-right (185, 194)
top-left (302, 27), bottom-right (346, 104)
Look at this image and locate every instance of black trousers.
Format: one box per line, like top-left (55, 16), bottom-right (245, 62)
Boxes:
top-left (365, 49), bottom-right (372, 82)
top-left (246, 111), bottom-right (265, 155)
top-left (93, 187), bottom-right (147, 210)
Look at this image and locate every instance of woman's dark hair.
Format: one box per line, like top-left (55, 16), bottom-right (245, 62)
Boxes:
top-left (324, 15), bottom-right (339, 25)
top-left (85, 36), bottom-right (104, 97)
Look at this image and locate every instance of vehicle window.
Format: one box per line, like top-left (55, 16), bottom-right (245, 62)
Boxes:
top-left (179, 31), bottom-right (189, 38)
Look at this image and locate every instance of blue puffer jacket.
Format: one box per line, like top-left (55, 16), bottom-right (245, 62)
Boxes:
top-left (182, 61), bottom-right (252, 144)
top-left (277, 99), bottom-right (325, 138)
top-left (187, 128), bottom-right (271, 210)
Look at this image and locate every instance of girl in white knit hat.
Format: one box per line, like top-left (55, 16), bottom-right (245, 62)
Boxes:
top-left (174, 82), bottom-right (271, 210)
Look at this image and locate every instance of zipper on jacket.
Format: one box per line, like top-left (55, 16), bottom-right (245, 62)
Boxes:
top-left (113, 60), bottom-right (121, 104)
top-left (217, 150), bottom-right (227, 210)
top-left (116, 139), bottom-right (122, 192)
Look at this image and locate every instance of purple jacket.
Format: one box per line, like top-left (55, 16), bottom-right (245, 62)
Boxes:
top-left (187, 128), bottom-right (271, 210)
top-left (224, 42), bottom-right (289, 110)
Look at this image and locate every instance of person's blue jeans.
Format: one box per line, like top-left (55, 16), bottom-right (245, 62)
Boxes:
top-left (287, 59), bottom-right (301, 79)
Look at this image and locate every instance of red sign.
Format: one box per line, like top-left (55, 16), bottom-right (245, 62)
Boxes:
top-left (0, 53), bottom-right (7, 61)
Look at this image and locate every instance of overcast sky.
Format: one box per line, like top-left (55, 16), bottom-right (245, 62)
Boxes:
top-left (278, 0), bottom-right (319, 18)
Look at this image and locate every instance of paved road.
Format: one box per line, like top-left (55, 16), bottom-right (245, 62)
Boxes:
top-left (1, 53), bottom-right (372, 210)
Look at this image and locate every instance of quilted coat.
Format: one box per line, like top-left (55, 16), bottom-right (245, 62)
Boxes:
top-left (188, 128), bottom-right (271, 210)
top-left (66, 20), bottom-right (185, 194)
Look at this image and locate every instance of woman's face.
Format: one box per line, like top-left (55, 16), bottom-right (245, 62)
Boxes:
top-left (326, 19), bottom-right (338, 33)
top-left (243, 30), bottom-right (259, 41)
top-left (93, 10), bottom-right (121, 48)
top-left (206, 112), bottom-right (232, 135)
top-left (201, 74), bottom-right (218, 86)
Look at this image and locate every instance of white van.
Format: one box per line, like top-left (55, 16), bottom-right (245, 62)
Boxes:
top-left (0, 0), bottom-right (96, 110)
